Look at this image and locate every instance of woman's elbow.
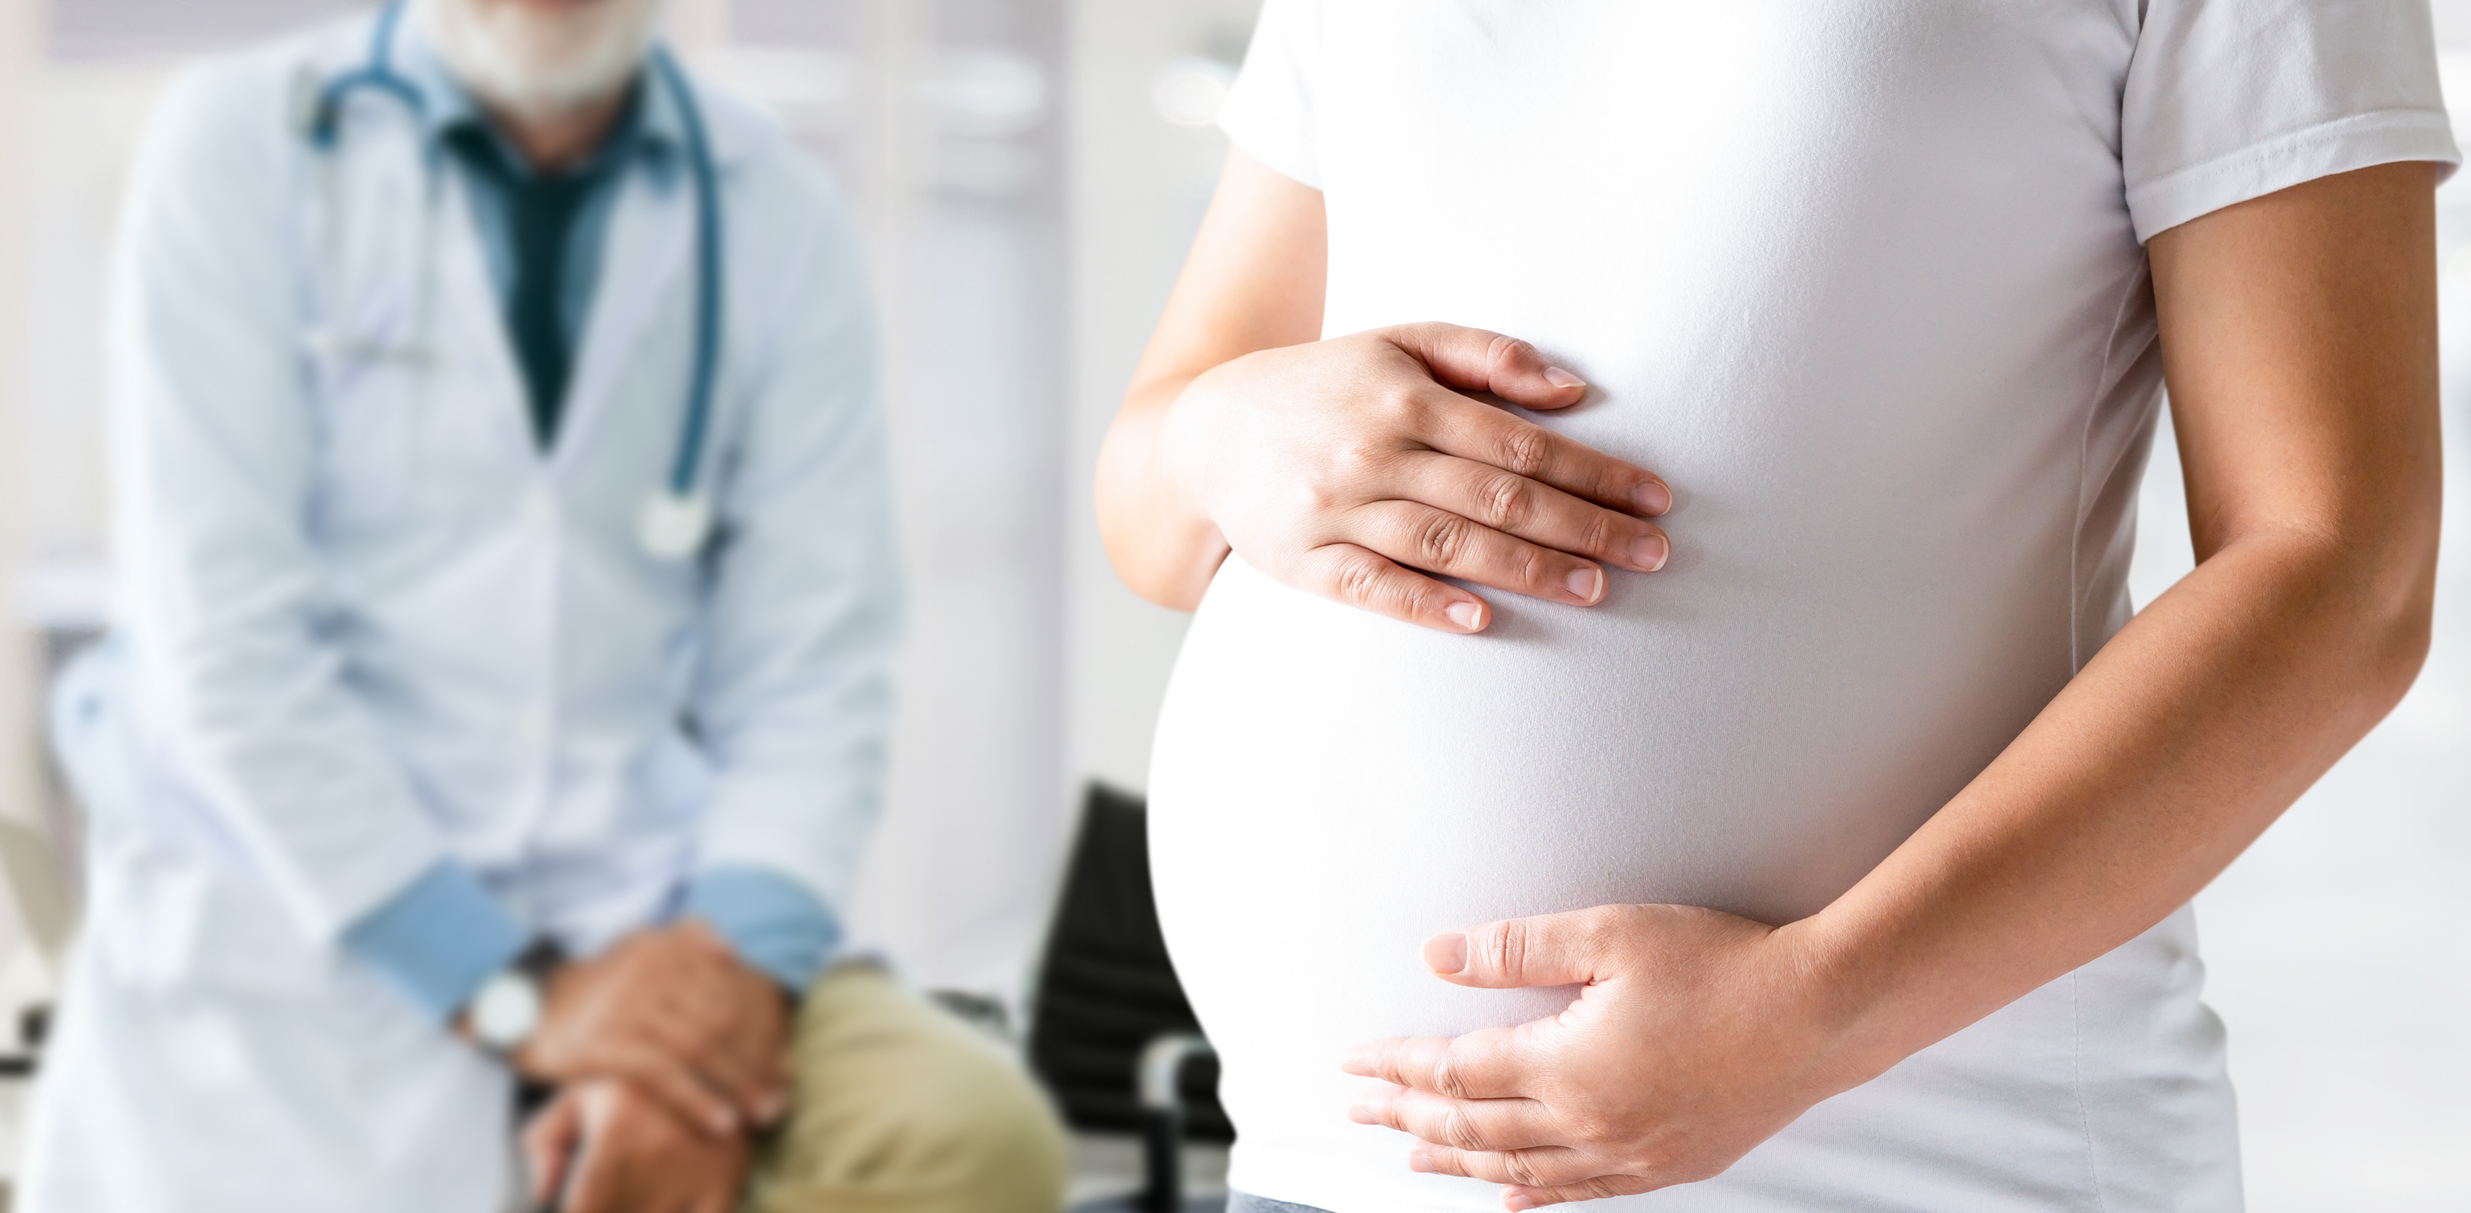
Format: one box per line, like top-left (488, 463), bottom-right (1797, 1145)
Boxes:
top-left (2365, 568), bottom-right (2436, 714)
top-left (2350, 519), bottom-right (2439, 717)
top-left (1096, 516), bottom-right (1218, 613)
top-left (1094, 404), bottom-right (1225, 613)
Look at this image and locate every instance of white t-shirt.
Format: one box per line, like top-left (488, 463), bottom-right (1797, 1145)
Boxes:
top-left (1146, 3), bottom-right (2458, 1211)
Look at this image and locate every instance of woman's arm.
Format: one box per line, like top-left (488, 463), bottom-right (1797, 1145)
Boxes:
top-left (1805, 156), bottom-right (2440, 1075)
top-left (1097, 148), bottom-right (1329, 607)
top-left (1343, 160), bottom-right (2441, 1208)
top-left (1095, 149), bottom-right (1676, 630)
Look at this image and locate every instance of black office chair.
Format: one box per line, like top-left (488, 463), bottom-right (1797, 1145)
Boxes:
top-left (1027, 784), bottom-right (1229, 1213)
top-left (0, 1006), bottom-right (42, 1078)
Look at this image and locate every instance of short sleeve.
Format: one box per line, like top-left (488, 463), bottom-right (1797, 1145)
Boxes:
top-left (1218, 0), bottom-right (1325, 189)
top-left (2122, 0), bottom-right (2460, 243)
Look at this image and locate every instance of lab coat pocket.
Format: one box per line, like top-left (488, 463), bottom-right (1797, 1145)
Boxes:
top-left (89, 826), bottom-right (334, 998)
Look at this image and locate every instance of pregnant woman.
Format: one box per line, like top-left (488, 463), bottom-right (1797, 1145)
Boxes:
top-left (1097, 3), bottom-right (2455, 1210)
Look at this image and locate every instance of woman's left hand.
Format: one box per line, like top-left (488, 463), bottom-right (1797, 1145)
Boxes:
top-left (1341, 904), bottom-right (1876, 1210)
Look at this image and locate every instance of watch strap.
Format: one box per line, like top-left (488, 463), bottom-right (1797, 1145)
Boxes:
top-left (513, 936), bottom-right (567, 983)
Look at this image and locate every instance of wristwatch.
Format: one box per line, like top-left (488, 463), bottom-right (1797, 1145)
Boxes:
top-left (466, 939), bottom-right (565, 1058)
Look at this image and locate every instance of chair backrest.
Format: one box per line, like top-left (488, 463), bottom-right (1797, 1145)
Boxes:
top-left (1025, 784), bottom-right (1230, 1141)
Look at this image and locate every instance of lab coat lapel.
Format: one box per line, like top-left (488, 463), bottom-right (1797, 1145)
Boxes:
top-left (317, 128), bottom-right (538, 509)
top-left (555, 171), bottom-right (694, 469)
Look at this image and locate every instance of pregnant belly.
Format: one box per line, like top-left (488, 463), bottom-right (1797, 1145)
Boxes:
top-left (1147, 553), bottom-right (2069, 1159)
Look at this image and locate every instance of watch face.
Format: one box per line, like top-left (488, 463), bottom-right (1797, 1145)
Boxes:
top-left (472, 972), bottom-right (542, 1049)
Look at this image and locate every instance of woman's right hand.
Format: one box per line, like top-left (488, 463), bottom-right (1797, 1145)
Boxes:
top-left (1157, 322), bottom-right (1673, 633)
top-left (1096, 150), bottom-right (1671, 630)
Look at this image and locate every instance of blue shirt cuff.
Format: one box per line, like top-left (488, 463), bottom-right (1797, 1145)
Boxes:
top-left (686, 866), bottom-right (840, 994)
top-left (342, 860), bottom-right (529, 1024)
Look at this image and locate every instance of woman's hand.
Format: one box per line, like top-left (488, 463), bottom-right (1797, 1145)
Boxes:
top-left (1341, 905), bottom-right (1873, 1209)
top-left (1098, 150), bottom-right (1673, 628)
top-left (1334, 168), bottom-right (2448, 1208)
top-left (1153, 322), bottom-right (1673, 633)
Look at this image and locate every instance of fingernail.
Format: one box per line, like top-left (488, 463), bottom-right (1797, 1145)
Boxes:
top-left (1634, 534), bottom-right (1669, 572)
top-left (1445, 600), bottom-right (1484, 632)
top-left (1424, 932), bottom-right (1469, 974)
top-left (1408, 1149), bottom-right (1438, 1173)
top-left (1505, 1197), bottom-right (1538, 1212)
top-left (1565, 566), bottom-right (1603, 603)
top-left (1542, 366), bottom-right (1587, 390)
top-left (1347, 1104), bottom-right (1377, 1124)
top-left (1635, 480), bottom-right (1672, 515)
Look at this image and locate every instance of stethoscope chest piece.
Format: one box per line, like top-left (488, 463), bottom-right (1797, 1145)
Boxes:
top-left (637, 490), bottom-right (713, 561)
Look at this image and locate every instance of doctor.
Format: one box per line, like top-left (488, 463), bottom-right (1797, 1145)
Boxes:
top-left (22, 1), bottom-right (1066, 1211)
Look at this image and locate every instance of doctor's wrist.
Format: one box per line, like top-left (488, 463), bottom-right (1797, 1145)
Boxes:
top-left (344, 860), bottom-right (532, 1024)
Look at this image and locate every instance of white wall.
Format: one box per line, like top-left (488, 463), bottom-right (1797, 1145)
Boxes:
top-left (1064, 0), bottom-right (1257, 797)
top-left (0, 0), bottom-right (44, 837)
top-left (0, 0), bottom-right (57, 1174)
top-left (834, 0), bottom-right (1076, 1000)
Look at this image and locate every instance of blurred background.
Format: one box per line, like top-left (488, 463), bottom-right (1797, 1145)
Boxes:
top-left (0, 1), bottom-right (2463, 1208)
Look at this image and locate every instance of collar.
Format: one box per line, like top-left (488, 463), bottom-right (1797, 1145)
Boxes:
top-left (393, 14), bottom-right (688, 184)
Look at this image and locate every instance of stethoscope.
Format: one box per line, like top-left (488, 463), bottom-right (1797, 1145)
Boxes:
top-left (300, 0), bottom-right (723, 562)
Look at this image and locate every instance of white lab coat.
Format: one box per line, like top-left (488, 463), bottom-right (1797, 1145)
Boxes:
top-left (20, 17), bottom-right (899, 1213)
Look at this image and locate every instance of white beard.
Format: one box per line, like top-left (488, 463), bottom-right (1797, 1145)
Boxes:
top-left (416, 0), bottom-right (665, 122)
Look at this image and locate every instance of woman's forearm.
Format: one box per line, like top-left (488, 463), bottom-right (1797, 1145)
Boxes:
top-left (1342, 500), bottom-right (2438, 1199)
top-left (1095, 149), bottom-right (1329, 612)
top-left (1800, 518), bottom-right (2435, 1075)
top-left (1096, 374), bottom-right (1229, 610)
top-left (1102, 148), bottom-right (1334, 612)
top-left (1799, 162), bottom-right (2443, 1077)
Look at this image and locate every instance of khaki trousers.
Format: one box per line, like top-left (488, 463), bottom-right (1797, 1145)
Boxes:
top-left (744, 963), bottom-right (1069, 1213)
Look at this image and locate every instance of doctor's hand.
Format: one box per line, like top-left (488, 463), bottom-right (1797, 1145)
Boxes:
top-left (517, 923), bottom-right (792, 1139)
top-left (1341, 906), bottom-right (1875, 1210)
top-left (524, 1079), bottom-right (751, 1213)
top-left (1152, 323), bottom-right (1673, 633)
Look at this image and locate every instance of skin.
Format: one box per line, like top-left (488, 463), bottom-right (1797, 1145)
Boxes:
top-left (462, 0), bottom-right (631, 169)
top-left (492, 89), bottom-right (628, 171)
top-left (508, 922), bottom-right (792, 1137)
top-left (433, 3), bottom-right (782, 1207)
top-left (1097, 150), bottom-right (2440, 1207)
top-left (1095, 153), bottom-right (1675, 632)
top-left (524, 1079), bottom-right (751, 1213)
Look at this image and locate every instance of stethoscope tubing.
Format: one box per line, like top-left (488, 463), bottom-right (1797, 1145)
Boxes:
top-left (306, 0), bottom-right (725, 556)
top-left (651, 47), bottom-right (721, 501)
top-left (308, 0), bottom-right (426, 148)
